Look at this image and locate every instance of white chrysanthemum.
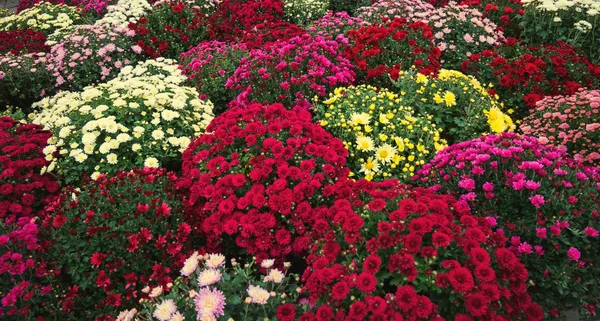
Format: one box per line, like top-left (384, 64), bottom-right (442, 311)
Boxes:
top-left (261, 259), bottom-right (275, 269)
top-left (197, 269), bottom-right (222, 287)
top-left (106, 153), bottom-right (118, 164)
top-left (180, 255), bottom-right (199, 277)
top-left (149, 286), bottom-right (163, 298)
top-left (204, 254), bottom-right (226, 269)
top-left (152, 299), bottom-right (177, 321)
top-left (265, 269), bottom-right (285, 283)
top-left (152, 129), bottom-right (165, 140)
top-left (144, 157), bottom-right (159, 168)
top-left (247, 285), bottom-right (270, 304)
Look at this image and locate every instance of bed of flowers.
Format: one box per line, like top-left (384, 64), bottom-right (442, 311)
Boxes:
top-left (1, 0), bottom-right (600, 320)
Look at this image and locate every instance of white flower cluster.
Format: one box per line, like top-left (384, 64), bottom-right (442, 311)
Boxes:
top-left (31, 58), bottom-right (214, 182)
top-left (574, 19), bottom-right (593, 32)
top-left (0, 2), bottom-right (81, 33)
top-left (95, 0), bottom-right (152, 28)
top-left (522, 0), bottom-right (599, 15)
top-left (283, 0), bottom-right (329, 24)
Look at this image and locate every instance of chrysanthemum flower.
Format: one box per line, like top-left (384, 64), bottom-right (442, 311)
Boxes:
top-left (194, 287), bottom-right (226, 319)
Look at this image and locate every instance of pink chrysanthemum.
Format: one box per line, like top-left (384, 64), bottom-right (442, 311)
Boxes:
top-left (194, 287), bottom-right (226, 319)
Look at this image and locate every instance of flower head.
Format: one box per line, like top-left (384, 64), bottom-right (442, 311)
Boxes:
top-left (194, 287), bottom-right (226, 319)
top-left (197, 269), bottom-right (222, 287)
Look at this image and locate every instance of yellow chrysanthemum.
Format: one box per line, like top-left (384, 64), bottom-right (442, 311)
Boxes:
top-left (350, 112), bottom-right (371, 126)
top-left (485, 107), bottom-right (515, 133)
top-left (375, 144), bottom-right (396, 164)
top-left (444, 91), bottom-right (456, 107)
top-left (416, 73), bottom-right (429, 84)
top-left (356, 136), bottom-right (375, 151)
top-left (359, 157), bottom-right (380, 176)
top-left (433, 93), bottom-right (444, 104)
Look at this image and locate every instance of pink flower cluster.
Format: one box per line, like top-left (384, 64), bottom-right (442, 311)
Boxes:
top-left (0, 219), bottom-right (56, 318)
top-left (225, 34), bottom-right (355, 109)
top-left (420, 1), bottom-right (505, 67)
top-left (521, 89), bottom-right (600, 166)
top-left (307, 11), bottom-right (365, 41)
top-left (47, 25), bottom-right (141, 91)
top-left (356, 0), bottom-right (435, 24)
top-left (414, 132), bottom-right (600, 313)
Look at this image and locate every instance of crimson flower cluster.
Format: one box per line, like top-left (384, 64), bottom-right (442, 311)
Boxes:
top-left (461, 40), bottom-right (600, 119)
top-left (129, 1), bottom-right (210, 59)
top-left (239, 21), bottom-right (307, 50)
top-left (176, 103), bottom-right (350, 263)
top-left (0, 30), bottom-right (50, 55)
top-left (414, 132), bottom-right (600, 317)
top-left (344, 17), bottom-right (441, 86)
top-left (48, 168), bottom-right (192, 320)
top-left (459, 0), bottom-right (524, 38)
top-left (297, 182), bottom-right (542, 320)
top-left (226, 34), bottom-right (356, 109)
top-left (0, 219), bottom-right (57, 320)
top-left (0, 117), bottom-right (60, 226)
top-left (208, 0), bottom-right (285, 42)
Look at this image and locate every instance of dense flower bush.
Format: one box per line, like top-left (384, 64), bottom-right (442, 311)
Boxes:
top-left (128, 1), bottom-right (210, 59)
top-left (0, 117), bottom-right (61, 320)
top-left (0, 117), bottom-right (60, 224)
top-left (344, 17), bottom-right (441, 87)
top-left (282, 0), bottom-right (329, 25)
top-left (307, 10), bottom-right (364, 40)
top-left (0, 219), bottom-right (59, 320)
top-left (314, 85), bottom-right (445, 182)
top-left (177, 103), bottom-right (350, 262)
top-left (115, 254), bottom-right (301, 321)
top-left (180, 41), bottom-right (248, 115)
top-left (459, 0), bottom-right (524, 38)
top-left (461, 40), bottom-right (600, 118)
top-left (32, 59), bottom-right (214, 184)
top-left (46, 24), bottom-right (143, 91)
top-left (48, 167), bottom-right (192, 320)
top-left (391, 68), bottom-right (515, 144)
top-left (16, 0), bottom-right (83, 14)
top-left (0, 53), bottom-right (53, 114)
top-left (208, 0), bottom-right (285, 42)
top-left (226, 34), bottom-right (355, 109)
top-left (0, 2), bottom-right (82, 36)
top-left (0, 30), bottom-right (50, 55)
top-left (420, 1), bottom-right (506, 69)
top-left (95, 0), bottom-right (152, 28)
top-left (239, 20), bottom-right (307, 50)
top-left (520, 0), bottom-right (600, 64)
top-left (521, 89), bottom-right (600, 165)
top-left (356, 0), bottom-right (435, 24)
top-left (413, 133), bottom-right (600, 317)
top-left (299, 183), bottom-right (544, 320)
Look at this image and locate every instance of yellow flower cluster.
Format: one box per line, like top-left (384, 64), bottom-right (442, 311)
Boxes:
top-left (31, 58), bottom-right (214, 183)
top-left (0, 2), bottom-right (81, 34)
top-left (392, 69), bottom-right (515, 144)
top-left (315, 85), bottom-right (446, 182)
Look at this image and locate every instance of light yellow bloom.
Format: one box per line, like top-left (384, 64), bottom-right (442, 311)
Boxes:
top-left (106, 153), bottom-right (118, 164)
top-left (375, 144), bottom-right (396, 164)
top-left (350, 112), bottom-right (371, 126)
top-left (144, 157), bottom-right (159, 168)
